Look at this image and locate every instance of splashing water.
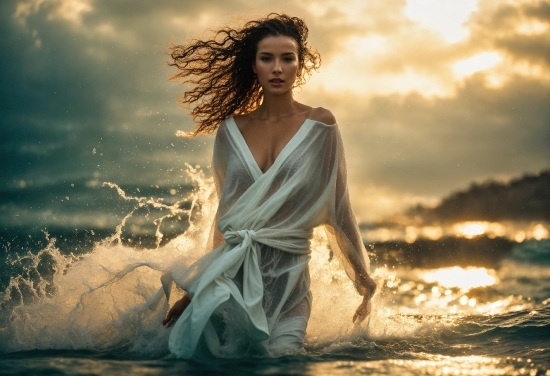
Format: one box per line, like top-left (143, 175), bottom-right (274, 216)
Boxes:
top-left (0, 166), bottom-right (549, 375)
top-left (0, 164), bottom-right (418, 354)
top-left (0, 165), bottom-right (214, 354)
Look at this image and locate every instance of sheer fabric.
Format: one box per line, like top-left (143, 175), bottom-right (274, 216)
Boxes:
top-left (166, 116), bottom-right (371, 358)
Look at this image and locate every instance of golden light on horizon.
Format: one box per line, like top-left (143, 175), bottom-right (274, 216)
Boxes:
top-left (514, 231), bottom-right (526, 243)
top-left (421, 226), bottom-right (443, 240)
top-left (405, 226), bottom-right (418, 243)
top-left (419, 266), bottom-right (498, 290)
top-left (364, 221), bottom-right (548, 243)
top-left (453, 221), bottom-right (507, 239)
top-left (532, 224), bottom-right (549, 241)
top-left (454, 221), bottom-right (487, 238)
top-left (404, 225), bottom-right (443, 243)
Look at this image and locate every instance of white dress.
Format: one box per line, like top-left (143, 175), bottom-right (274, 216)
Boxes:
top-left (165, 116), bottom-right (371, 358)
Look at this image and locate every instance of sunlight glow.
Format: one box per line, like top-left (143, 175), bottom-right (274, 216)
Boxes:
top-left (404, 226), bottom-right (444, 242)
top-left (308, 354), bottom-right (539, 375)
top-left (515, 231), bottom-right (526, 243)
top-left (311, 62), bottom-right (452, 96)
top-left (405, 0), bottom-right (478, 43)
top-left (364, 221), bottom-right (548, 243)
top-left (484, 71), bottom-right (507, 89)
top-left (387, 354), bottom-right (539, 376)
top-left (420, 266), bottom-right (498, 290)
top-left (453, 221), bottom-right (506, 239)
top-left (454, 221), bottom-right (486, 238)
top-left (511, 60), bottom-right (550, 81)
top-left (404, 226), bottom-right (418, 243)
top-left (345, 35), bottom-right (387, 57)
top-left (516, 20), bottom-right (549, 35)
top-left (421, 226), bottom-right (443, 240)
top-left (532, 224), bottom-right (548, 241)
top-left (453, 52), bottom-right (502, 77)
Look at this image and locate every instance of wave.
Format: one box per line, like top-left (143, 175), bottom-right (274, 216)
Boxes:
top-left (1, 167), bottom-right (548, 372)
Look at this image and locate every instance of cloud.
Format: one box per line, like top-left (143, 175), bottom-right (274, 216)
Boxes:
top-left (1, 0), bottom-right (549, 224)
top-left (469, 0), bottom-right (550, 67)
top-left (302, 0), bottom-right (550, 98)
top-left (343, 73), bottom-right (549, 190)
top-left (1, 0), bottom-right (213, 189)
top-left (306, 70), bottom-right (550, 219)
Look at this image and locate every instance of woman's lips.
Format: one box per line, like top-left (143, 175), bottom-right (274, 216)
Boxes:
top-left (269, 79), bottom-right (284, 86)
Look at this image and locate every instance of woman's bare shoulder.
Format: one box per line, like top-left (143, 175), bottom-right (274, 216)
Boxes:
top-left (309, 107), bottom-right (337, 126)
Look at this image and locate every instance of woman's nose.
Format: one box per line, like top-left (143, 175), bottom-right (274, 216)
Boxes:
top-left (272, 59), bottom-right (283, 72)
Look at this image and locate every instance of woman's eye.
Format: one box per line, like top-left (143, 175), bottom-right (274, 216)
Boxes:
top-left (261, 57), bottom-right (271, 61)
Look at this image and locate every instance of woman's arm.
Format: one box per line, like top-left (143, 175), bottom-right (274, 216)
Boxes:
top-left (328, 185), bottom-right (377, 323)
top-left (315, 108), bottom-right (376, 323)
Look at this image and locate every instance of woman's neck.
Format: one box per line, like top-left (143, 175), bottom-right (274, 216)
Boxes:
top-left (253, 92), bottom-right (302, 120)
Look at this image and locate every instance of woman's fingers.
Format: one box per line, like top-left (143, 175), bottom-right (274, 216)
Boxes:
top-left (353, 277), bottom-right (376, 323)
top-left (162, 306), bottom-right (177, 326)
top-left (163, 295), bottom-right (191, 326)
top-left (353, 298), bottom-right (372, 323)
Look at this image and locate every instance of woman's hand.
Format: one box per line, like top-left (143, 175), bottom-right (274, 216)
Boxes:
top-left (162, 295), bottom-right (191, 327)
top-left (353, 277), bottom-right (377, 323)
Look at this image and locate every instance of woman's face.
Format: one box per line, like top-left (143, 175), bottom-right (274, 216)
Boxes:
top-left (253, 35), bottom-right (301, 96)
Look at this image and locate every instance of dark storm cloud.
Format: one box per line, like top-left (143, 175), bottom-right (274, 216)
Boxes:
top-left (469, 0), bottom-right (550, 67)
top-left (339, 73), bottom-right (550, 197)
top-left (0, 0), bottom-right (290, 231)
top-left (0, 0), bottom-right (318, 190)
top-left (1, 0), bottom-right (549, 224)
top-left (1, 0), bottom-right (214, 190)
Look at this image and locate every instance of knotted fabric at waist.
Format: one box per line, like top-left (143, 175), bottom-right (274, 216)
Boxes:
top-left (166, 226), bottom-right (313, 358)
top-left (223, 227), bottom-right (313, 255)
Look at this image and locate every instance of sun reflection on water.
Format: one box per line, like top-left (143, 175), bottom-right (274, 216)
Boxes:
top-left (375, 265), bottom-right (534, 316)
top-left (363, 221), bottom-right (549, 243)
top-left (308, 355), bottom-right (542, 375)
top-left (420, 266), bottom-right (498, 290)
top-left (388, 355), bottom-right (540, 376)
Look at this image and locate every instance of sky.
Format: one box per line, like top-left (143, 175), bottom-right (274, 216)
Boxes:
top-left (1, 0), bottom-right (549, 223)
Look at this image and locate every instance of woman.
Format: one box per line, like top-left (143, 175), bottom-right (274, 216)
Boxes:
top-left (162, 13), bottom-right (376, 358)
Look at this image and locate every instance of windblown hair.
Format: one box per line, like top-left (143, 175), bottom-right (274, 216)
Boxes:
top-left (169, 13), bottom-right (321, 136)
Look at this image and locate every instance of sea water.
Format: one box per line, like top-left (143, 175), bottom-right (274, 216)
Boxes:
top-left (1, 167), bottom-right (549, 375)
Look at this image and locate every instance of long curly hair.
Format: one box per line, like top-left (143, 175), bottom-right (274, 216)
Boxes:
top-left (169, 13), bottom-right (321, 136)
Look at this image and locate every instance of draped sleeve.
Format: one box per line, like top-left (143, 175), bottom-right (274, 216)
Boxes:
top-left (323, 125), bottom-right (373, 296)
top-left (209, 123), bottom-right (228, 250)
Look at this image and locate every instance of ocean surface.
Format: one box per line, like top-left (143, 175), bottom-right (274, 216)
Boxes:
top-left (1, 171), bottom-right (549, 375)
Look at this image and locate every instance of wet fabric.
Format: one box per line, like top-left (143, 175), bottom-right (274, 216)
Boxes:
top-left (166, 116), bottom-right (371, 358)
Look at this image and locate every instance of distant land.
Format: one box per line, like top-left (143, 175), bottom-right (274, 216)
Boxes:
top-left (366, 170), bottom-right (550, 268)
top-left (406, 170), bottom-right (550, 225)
